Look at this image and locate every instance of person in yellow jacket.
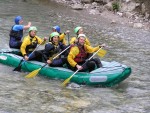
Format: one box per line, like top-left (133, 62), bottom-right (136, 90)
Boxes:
top-left (52, 25), bottom-right (70, 45)
top-left (20, 26), bottom-right (47, 61)
top-left (70, 26), bottom-right (90, 46)
top-left (67, 34), bottom-right (104, 72)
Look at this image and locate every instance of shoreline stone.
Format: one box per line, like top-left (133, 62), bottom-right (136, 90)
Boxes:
top-left (51, 0), bottom-right (150, 31)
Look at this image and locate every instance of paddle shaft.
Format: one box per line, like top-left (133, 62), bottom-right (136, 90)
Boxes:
top-left (67, 33), bottom-right (69, 45)
top-left (69, 69), bottom-right (80, 79)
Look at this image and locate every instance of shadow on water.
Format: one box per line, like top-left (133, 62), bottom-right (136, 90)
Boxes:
top-left (0, 0), bottom-right (150, 112)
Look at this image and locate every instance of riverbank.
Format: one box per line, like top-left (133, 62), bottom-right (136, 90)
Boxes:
top-left (51, 0), bottom-right (150, 31)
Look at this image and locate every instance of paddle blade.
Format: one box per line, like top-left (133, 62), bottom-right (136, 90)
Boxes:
top-left (13, 65), bottom-right (22, 72)
top-left (61, 77), bottom-right (71, 87)
top-left (61, 73), bottom-right (75, 87)
top-left (13, 59), bottom-right (24, 71)
top-left (97, 49), bottom-right (107, 58)
top-left (25, 68), bottom-right (41, 78)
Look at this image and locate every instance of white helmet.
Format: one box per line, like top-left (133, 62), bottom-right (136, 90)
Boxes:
top-left (77, 34), bottom-right (86, 39)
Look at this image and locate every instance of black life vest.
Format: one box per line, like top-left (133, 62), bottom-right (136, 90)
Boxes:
top-left (48, 42), bottom-right (61, 58)
top-left (9, 25), bottom-right (23, 40)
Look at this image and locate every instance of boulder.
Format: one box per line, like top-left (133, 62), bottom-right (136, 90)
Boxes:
top-left (133, 23), bottom-right (143, 28)
top-left (104, 2), bottom-right (113, 11)
top-left (71, 4), bottom-right (83, 10)
top-left (94, 0), bottom-right (107, 5)
top-left (81, 0), bottom-right (94, 4)
top-left (89, 9), bottom-right (100, 15)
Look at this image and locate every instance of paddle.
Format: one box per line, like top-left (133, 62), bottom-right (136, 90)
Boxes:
top-left (97, 49), bottom-right (107, 58)
top-left (61, 47), bottom-right (104, 87)
top-left (13, 40), bottom-right (44, 72)
top-left (25, 45), bottom-right (71, 78)
top-left (67, 33), bottom-right (70, 45)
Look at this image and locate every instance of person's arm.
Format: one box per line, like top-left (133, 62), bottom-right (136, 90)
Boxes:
top-left (59, 33), bottom-right (65, 41)
top-left (45, 43), bottom-right (54, 64)
top-left (70, 37), bottom-right (77, 44)
top-left (36, 36), bottom-right (47, 45)
top-left (67, 46), bottom-right (79, 67)
top-left (59, 34), bottom-right (67, 45)
top-left (85, 44), bottom-right (100, 53)
top-left (20, 36), bottom-right (30, 57)
top-left (62, 38), bottom-right (66, 45)
top-left (85, 37), bottom-right (91, 46)
top-left (23, 22), bottom-right (31, 30)
top-left (45, 43), bottom-right (53, 53)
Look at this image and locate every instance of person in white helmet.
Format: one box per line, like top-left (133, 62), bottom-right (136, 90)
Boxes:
top-left (67, 34), bottom-right (103, 72)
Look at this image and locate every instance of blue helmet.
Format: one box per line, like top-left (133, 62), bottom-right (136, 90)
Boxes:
top-left (14, 16), bottom-right (22, 24)
top-left (52, 25), bottom-right (60, 33)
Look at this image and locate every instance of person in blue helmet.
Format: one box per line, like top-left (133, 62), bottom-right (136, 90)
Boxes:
top-left (9, 16), bottom-right (31, 49)
top-left (52, 25), bottom-right (70, 45)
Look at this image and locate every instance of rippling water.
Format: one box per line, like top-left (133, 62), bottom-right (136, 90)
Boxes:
top-left (0, 0), bottom-right (150, 113)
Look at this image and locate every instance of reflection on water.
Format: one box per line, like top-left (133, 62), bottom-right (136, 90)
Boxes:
top-left (0, 0), bottom-right (150, 112)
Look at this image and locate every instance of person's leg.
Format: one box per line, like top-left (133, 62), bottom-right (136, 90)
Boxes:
top-left (28, 52), bottom-right (36, 61)
top-left (79, 62), bottom-right (89, 72)
top-left (92, 58), bottom-right (102, 68)
top-left (34, 50), bottom-right (43, 62)
top-left (50, 58), bottom-right (63, 67)
top-left (86, 60), bottom-right (96, 72)
top-left (28, 50), bottom-right (43, 61)
top-left (61, 58), bottom-right (67, 64)
top-left (16, 41), bottom-right (22, 49)
top-left (9, 41), bottom-right (22, 49)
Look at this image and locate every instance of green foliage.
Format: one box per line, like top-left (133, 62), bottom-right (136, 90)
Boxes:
top-left (112, 1), bottom-right (120, 12)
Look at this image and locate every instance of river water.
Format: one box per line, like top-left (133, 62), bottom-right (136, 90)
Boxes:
top-left (0, 0), bottom-right (149, 113)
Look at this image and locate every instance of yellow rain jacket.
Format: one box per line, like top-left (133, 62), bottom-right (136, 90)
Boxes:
top-left (67, 44), bottom-right (99, 67)
top-left (70, 37), bottom-right (91, 46)
top-left (59, 33), bottom-right (67, 45)
top-left (20, 35), bottom-right (45, 56)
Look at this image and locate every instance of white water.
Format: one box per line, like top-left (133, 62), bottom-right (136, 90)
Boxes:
top-left (0, 0), bottom-right (149, 113)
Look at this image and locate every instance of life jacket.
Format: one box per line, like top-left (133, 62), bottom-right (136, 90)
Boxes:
top-left (46, 42), bottom-right (61, 60)
top-left (9, 25), bottom-right (23, 40)
top-left (26, 37), bottom-right (38, 54)
top-left (72, 44), bottom-right (88, 63)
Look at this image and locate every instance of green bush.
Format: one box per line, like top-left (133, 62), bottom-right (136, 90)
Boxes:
top-left (112, 1), bottom-right (120, 12)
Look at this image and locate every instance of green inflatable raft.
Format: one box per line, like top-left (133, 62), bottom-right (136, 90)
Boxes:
top-left (0, 49), bottom-right (131, 87)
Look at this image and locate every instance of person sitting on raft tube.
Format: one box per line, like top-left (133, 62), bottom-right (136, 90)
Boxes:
top-left (67, 34), bottom-right (105, 72)
top-left (52, 25), bottom-right (70, 45)
top-left (20, 26), bottom-right (47, 61)
top-left (70, 26), bottom-right (90, 46)
top-left (9, 16), bottom-right (31, 49)
top-left (42, 32), bottom-right (68, 67)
